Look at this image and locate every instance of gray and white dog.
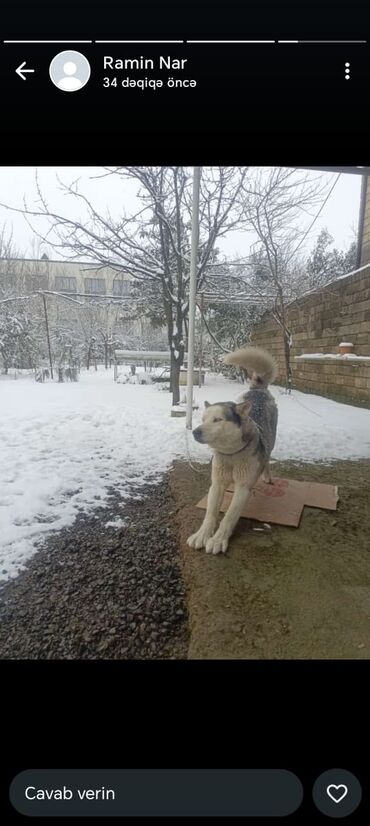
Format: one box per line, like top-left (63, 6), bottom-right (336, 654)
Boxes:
top-left (187, 346), bottom-right (278, 555)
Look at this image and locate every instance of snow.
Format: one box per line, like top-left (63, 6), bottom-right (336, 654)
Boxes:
top-left (1, 367), bottom-right (370, 582)
top-left (288, 263), bottom-right (370, 305)
top-left (327, 262), bottom-right (370, 286)
top-left (105, 518), bottom-right (127, 529)
top-left (0, 369), bottom-right (186, 581)
top-left (296, 353), bottom-right (370, 362)
top-left (117, 370), bottom-right (153, 384)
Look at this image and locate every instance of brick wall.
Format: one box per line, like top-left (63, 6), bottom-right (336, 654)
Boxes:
top-left (251, 264), bottom-right (370, 404)
top-left (360, 176), bottom-right (370, 266)
top-left (293, 356), bottom-right (370, 406)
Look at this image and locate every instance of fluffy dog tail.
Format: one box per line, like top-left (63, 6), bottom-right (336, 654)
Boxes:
top-left (223, 346), bottom-right (277, 388)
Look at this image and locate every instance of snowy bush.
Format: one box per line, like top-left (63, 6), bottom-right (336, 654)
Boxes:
top-left (116, 370), bottom-right (153, 385)
top-left (128, 371), bottom-right (153, 385)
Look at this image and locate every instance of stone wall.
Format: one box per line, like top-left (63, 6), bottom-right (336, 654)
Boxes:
top-left (360, 175), bottom-right (370, 266)
top-left (293, 356), bottom-right (370, 406)
top-left (251, 264), bottom-right (370, 404)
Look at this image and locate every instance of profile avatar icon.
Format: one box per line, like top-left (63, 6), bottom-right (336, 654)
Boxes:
top-left (49, 50), bottom-right (91, 92)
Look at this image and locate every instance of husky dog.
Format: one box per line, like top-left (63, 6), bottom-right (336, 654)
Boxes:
top-left (187, 346), bottom-right (278, 555)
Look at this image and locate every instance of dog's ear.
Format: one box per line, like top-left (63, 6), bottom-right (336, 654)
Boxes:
top-left (204, 401), bottom-right (211, 408)
top-left (235, 400), bottom-right (252, 418)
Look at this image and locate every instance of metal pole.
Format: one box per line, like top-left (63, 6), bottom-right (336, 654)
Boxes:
top-left (198, 291), bottom-right (204, 388)
top-left (42, 293), bottom-right (54, 379)
top-left (186, 166), bottom-right (201, 429)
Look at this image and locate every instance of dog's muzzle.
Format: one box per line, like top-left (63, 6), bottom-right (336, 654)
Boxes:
top-left (192, 427), bottom-right (205, 443)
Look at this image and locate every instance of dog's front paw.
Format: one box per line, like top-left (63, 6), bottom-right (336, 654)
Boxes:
top-left (187, 523), bottom-right (216, 550)
top-left (205, 531), bottom-right (230, 555)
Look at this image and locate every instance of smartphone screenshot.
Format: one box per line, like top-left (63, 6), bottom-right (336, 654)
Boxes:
top-left (0, 2), bottom-right (369, 822)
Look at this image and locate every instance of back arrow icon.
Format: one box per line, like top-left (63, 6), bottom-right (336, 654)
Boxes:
top-left (16, 61), bottom-right (35, 80)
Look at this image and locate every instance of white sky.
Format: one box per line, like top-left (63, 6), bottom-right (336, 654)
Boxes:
top-left (0, 166), bottom-right (362, 261)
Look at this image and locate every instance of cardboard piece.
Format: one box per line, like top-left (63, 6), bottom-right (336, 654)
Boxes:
top-left (228, 477), bottom-right (339, 511)
top-left (195, 477), bottom-right (338, 529)
top-left (196, 483), bottom-right (305, 528)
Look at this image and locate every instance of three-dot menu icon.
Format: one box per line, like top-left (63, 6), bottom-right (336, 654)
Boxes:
top-left (345, 62), bottom-right (350, 79)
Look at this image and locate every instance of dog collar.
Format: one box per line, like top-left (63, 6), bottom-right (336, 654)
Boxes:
top-left (216, 444), bottom-right (249, 456)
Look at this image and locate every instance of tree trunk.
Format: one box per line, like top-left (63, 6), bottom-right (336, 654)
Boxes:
top-left (283, 329), bottom-right (292, 393)
top-left (86, 343), bottom-right (92, 370)
top-left (171, 353), bottom-right (181, 405)
top-left (104, 341), bottom-right (108, 370)
top-left (277, 289), bottom-right (291, 392)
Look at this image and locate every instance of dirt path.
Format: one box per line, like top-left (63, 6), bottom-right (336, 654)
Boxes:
top-left (171, 459), bottom-right (370, 659)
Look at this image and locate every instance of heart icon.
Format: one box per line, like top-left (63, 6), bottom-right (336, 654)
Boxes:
top-left (327, 784), bottom-right (348, 803)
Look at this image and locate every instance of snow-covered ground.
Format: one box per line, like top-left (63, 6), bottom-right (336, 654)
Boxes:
top-left (1, 366), bottom-right (370, 582)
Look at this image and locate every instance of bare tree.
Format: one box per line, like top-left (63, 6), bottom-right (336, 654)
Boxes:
top-left (78, 298), bottom-right (120, 369)
top-left (238, 168), bottom-right (331, 389)
top-left (1, 167), bottom-right (249, 403)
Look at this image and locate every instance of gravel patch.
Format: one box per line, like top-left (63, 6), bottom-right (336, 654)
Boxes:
top-left (0, 477), bottom-right (188, 659)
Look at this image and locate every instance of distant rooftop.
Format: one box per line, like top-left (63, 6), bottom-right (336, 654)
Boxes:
top-left (0, 256), bottom-right (121, 267)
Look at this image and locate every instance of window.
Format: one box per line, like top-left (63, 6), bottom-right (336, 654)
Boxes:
top-left (26, 271), bottom-right (48, 291)
top-left (113, 277), bottom-right (132, 296)
top-left (55, 275), bottom-right (77, 294)
top-left (84, 278), bottom-right (106, 295)
top-left (0, 271), bottom-right (17, 295)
